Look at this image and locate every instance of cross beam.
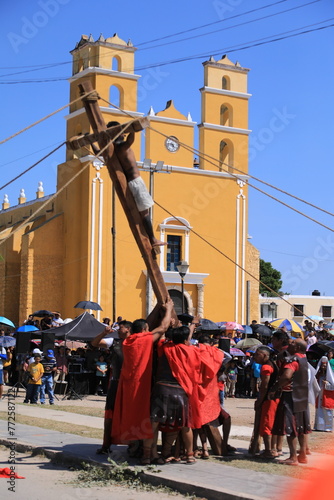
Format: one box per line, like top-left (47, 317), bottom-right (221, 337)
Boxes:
top-left (78, 81), bottom-right (175, 325)
top-left (67, 118), bottom-right (149, 150)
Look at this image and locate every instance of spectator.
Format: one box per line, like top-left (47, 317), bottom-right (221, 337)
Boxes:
top-left (226, 361), bottom-right (238, 398)
top-left (54, 346), bottom-right (68, 383)
top-left (23, 354), bottom-right (44, 404)
top-left (52, 312), bottom-right (64, 327)
top-left (95, 353), bottom-right (108, 396)
top-left (3, 347), bottom-right (13, 385)
top-left (40, 350), bottom-right (57, 405)
top-left (0, 345), bottom-right (7, 398)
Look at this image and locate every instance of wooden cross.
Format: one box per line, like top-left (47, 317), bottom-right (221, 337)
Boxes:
top-left (73, 80), bottom-right (175, 327)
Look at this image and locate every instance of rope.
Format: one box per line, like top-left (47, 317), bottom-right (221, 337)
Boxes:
top-left (0, 91), bottom-right (95, 145)
top-left (0, 142), bottom-right (65, 191)
top-left (154, 201), bottom-right (314, 323)
top-left (0, 115), bottom-right (137, 250)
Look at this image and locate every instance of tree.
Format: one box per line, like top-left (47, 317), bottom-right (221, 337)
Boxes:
top-left (259, 259), bottom-right (282, 296)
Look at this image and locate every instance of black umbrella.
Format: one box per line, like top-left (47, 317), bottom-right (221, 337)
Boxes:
top-left (253, 325), bottom-right (273, 337)
top-left (74, 300), bottom-right (102, 311)
top-left (196, 318), bottom-right (220, 332)
top-left (177, 313), bottom-right (194, 325)
top-left (32, 310), bottom-right (54, 317)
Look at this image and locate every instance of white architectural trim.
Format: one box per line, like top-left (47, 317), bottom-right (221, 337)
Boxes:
top-left (241, 194), bottom-right (246, 324)
top-left (200, 86), bottom-right (252, 99)
top-left (143, 270), bottom-right (209, 285)
top-left (64, 106), bottom-right (144, 120)
top-left (69, 67), bottom-right (141, 82)
top-left (160, 216), bottom-right (192, 230)
top-left (235, 196), bottom-right (240, 321)
top-left (148, 115), bottom-right (197, 126)
top-left (198, 123), bottom-right (251, 135)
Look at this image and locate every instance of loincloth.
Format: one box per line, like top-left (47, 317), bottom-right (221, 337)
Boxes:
top-left (128, 177), bottom-right (154, 212)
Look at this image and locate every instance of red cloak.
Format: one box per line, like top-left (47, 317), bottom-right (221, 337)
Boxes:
top-left (163, 343), bottom-right (223, 428)
top-left (111, 331), bottom-right (154, 443)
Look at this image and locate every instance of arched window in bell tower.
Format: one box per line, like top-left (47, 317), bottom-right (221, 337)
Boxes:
top-left (220, 104), bottom-right (232, 127)
top-left (78, 57), bottom-right (84, 73)
top-left (222, 76), bottom-right (230, 90)
top-left (109, 85), bottom-right (123, 108)
top-left (112, 55), bottom-right (121, 71)
top-left (220, 140), bottom-right (234, 172)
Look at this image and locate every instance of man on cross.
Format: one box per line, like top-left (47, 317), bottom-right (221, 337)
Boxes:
top-left (106, 121), bottom-right (167, 251)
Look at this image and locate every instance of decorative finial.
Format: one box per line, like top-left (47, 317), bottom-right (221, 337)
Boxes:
top-left (148, 106), bottom-right (155, 116)
top-left (209, 55), bottom-right (215, 62)
top-left (127, 39), bottom-right (133, 46)
top-left (88, 34), bottom-right (94, 43)
top-left (97, 33), bottom-right (105, 42)
top-left (37, 181), bottom-right (43, 192)
top-left (20, 189), bottom-right (25, 198)
top-left (187, 112), bottom-right (192, 122)
top-left (3, 194), bottom-right (9, 203)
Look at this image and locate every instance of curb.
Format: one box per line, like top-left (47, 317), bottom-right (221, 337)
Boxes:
top-left (0, 439), bottom-right (268, 500)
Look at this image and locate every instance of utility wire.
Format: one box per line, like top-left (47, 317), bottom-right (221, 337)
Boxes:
top-left (0, 142), bottom-right (65, 191)
top-left (137, 0), bottom-right (290, 46)
top-left (0, 0), bottom-right (292, 74)
top-left (0, 140), bottom-right (65, 169)
top-left (139, 0), bottom-right (320, 52)
top-left (0, 17), bottom-right (332, 83)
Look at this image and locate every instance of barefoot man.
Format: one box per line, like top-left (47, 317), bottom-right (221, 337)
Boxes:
top-left (107, 121), bottom-right (167, 251)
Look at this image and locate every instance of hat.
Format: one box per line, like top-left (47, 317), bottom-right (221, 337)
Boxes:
top-left (33, 348), bottom-right (42, 355)
top-left (47, 349), bottom-right (54, 357)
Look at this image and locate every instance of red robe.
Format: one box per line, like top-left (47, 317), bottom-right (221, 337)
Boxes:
top-left (111, 331), bottom-right (154, 443)
top-left (163, 343), bottom-right (223, 428)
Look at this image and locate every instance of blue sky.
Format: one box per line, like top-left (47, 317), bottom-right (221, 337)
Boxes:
top-left (1, 0), bottom-right (334, 295)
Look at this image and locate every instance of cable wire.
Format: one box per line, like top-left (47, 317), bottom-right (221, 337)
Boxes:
top-left (0, 142), bottom-right (65, 191)
top-left (139, 0), bottom-right (320, 52)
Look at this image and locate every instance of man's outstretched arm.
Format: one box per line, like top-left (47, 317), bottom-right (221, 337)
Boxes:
top-left (151, 298), bottom-right (174, 342)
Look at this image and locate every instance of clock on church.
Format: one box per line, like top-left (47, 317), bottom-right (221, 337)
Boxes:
top-left (165, 136), bottom-right (180, 152)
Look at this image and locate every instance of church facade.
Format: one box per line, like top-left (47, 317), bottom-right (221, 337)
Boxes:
top-left (0, 33), bottom-right (259, 325)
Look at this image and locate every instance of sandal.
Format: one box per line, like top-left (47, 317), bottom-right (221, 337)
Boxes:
top-left (96, 447), bottom-right (110, 455)
top-left (186, 453), bottom-right (196, 465)
top-left (201, 450), bottom-right (210, 460)
top-left (151, 456), bottom-right (166, 465)
top-left (278, 458), bottom-right (298, 466)
top-left (258, 450), bottom-right (275, 459)
top-left (140, 457), bottom-right (151, 465)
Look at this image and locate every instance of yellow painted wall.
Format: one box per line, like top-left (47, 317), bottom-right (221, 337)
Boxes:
top-left (0, 34), bottom-right (259, 326)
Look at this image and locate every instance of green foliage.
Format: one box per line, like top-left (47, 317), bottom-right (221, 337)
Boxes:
top-left (259, 259), bottom-right (282, 296)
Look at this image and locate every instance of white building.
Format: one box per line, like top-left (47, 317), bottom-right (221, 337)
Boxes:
top-left (259, 290), bottom-right (334, 324)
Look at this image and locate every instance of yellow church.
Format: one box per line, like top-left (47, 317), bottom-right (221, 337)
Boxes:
top-left (0, 33), bottom-right (259, 325)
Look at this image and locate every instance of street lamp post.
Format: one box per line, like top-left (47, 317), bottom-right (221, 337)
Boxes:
top-left (270, 302), bottom-right (276, 321)
top-left (176, 261), bottom-right (189, 314)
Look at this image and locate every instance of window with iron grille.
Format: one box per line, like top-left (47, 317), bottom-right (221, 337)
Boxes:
top-left (293, 304), bottom-right (304, 317)
top-left (322, 305), bottom-right (332, 318)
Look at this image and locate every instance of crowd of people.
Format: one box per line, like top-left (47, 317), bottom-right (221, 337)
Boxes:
top-left (1, 311), bottom-right (334, 466)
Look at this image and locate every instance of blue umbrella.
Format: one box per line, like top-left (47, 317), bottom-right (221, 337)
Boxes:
top-left (0, 316), bottom-right (15, 328)
top-left (0, 336), bottom-right (16, 348)
top-left (241, 325), bottom-right (253, 334)
top-left (16, 325), bottom-right (40, 333)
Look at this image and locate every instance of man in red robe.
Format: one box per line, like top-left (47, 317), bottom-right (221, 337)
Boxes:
top-left (111, 299), bottom-right (173, 447)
